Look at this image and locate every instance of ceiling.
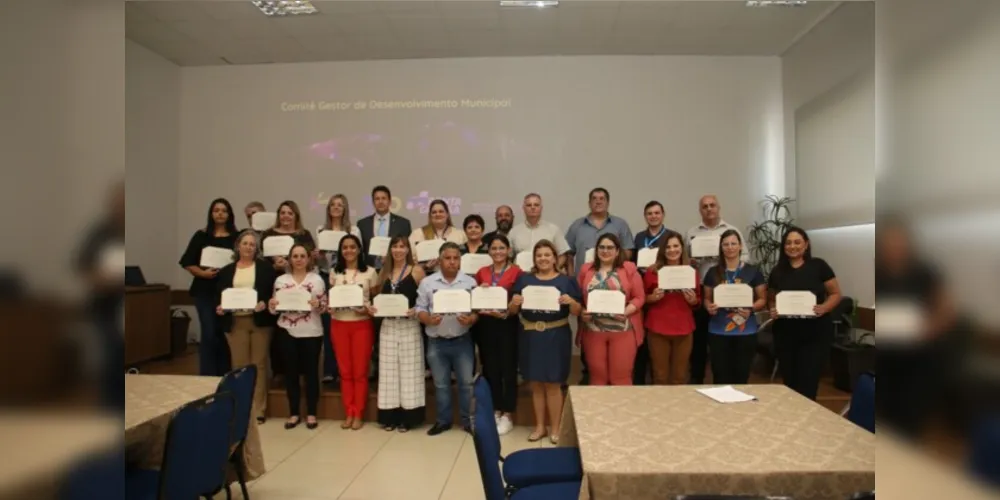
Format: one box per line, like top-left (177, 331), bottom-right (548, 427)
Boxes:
top-left (125, 0), bottom-right (846, 66)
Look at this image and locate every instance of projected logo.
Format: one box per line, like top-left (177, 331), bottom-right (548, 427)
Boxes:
top-left (309, 134), bottom-right (384, 169)
top-left (407, 191), bottom-right (462, 216)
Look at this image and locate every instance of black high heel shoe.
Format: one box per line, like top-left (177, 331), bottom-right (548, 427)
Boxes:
top-left (306, 417), bottom-right (318, 430)
top-left (284, 417), bottom-right (300, 430)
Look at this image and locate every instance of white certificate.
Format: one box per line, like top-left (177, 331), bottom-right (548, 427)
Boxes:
top-left (416, 239), bottom-right (445, 262)
top-left (657, 266), bottom-right (696, 290)
top-left (101, 244), bottom-right (126, 277)
top-left (874, 301), bottom-right (924, 342)
top-left (521, 285), bottom-right (560, 312)
top-left (432, 289), bottom-right (472, 315)
top-left (514, 251), bottom-right (534, 270)
top-left (368, 236), bottom-right (391, 259)
top-left (775, 291), bottom-right (817, 317)
top-left (199, 246), bottom-right (232, 269)
top-left (636, 248), bottom-right (657, 268)
top-left (251, 212), bottom-right (277, 231)
top-left (328, 284), bottom-right (364, 309)
top-left (221, 288), bottom-right (257, 311)
top-left (586, 289), bottom-right (626, 315)
top-left (262, 235), bottom-right (295, 257)
top-left (373, 294), bottom-right (409, 318)
top-left (713, 284), bottom-right (753, 308)
top-left (318, 230), bottom-right (347, 251)
top-left (275, 288), bottom-right (312, 312)
top-left (583, 248), bottom-right (595, 263)
top-left (472, 287), bottom-right (508, 311)
top-left (461, 253), bottom-right (492, 275)
top-left (690, 235), bottom-right (720, 258)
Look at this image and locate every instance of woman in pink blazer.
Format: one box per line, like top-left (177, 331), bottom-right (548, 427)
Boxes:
top-left (577, 234), bottom-right (646, 386)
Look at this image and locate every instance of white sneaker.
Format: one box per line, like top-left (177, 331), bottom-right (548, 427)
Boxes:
top-left (497, 415), bottom-right (513, 436)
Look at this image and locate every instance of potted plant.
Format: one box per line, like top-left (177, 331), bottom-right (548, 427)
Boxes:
top-left (746, 195), bottom-right (796, 279)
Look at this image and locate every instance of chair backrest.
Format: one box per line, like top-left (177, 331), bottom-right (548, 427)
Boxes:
top-left (848, 491), bottom-right (874, 500)
top-left (847, 372), bottom-right (875, 433)
top-left (217, 364), bottom-right (257, 444)
top-left (471, 376), bottom-right (506, 500)
top-left (159, 391), bottom-right (236, 499)
top-left (969, 416), bottom-right (1000, 487)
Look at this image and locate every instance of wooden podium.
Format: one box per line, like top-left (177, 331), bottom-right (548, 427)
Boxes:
top-left (125, 284), bottom-right (171, 366)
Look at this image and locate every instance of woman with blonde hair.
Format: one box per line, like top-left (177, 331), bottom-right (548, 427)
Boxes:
top-left (408, 199), bottom-right (466, 271)
top-left (262, 200), bottom-right (316, 274)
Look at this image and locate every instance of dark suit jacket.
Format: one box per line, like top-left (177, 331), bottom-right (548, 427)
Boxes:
top-left (214, 260), bottom-right (278, 333)
top-left (357, 212), bottom-right (412, 267)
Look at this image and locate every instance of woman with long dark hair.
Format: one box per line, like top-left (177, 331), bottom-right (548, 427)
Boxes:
top-left (642, 230), bottom-right (700, 385)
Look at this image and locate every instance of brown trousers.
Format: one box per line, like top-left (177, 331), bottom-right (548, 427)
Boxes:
top-left (647, 332), bottom-right (693, 385)
top-left (226, 316), bottom-right (272, 418)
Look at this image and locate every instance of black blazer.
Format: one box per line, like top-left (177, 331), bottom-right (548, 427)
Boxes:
top-left (357, 212), bottom-right (412, 266)
top-left (214, 260), bottom-right (278, 333)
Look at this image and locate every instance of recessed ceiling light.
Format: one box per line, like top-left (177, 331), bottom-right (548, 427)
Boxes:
top-left (251, 0), bottom-right (319, 17)
top-left (499, 0), bottom-right (559, 7)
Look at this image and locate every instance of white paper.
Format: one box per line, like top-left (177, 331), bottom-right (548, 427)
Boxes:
top-left (199, 246), bottom-right (233, 269)
top-left (461, 253), bottom-right (493, 275)
top-left (373, 294), bottom-right (410, 318)
top-left (515, 251), bottom-right (534, 270)
top-left (101, 244), bottom-right (126, 277)
top-left (472, 287), bottom-right (508, 311)
top-left (636, 248), bottom-right (657, 268)
top-left (432, 289), bottom-right (472, 314)
top-left (690, 235), bottom-right (720, 258)
top-left (696, 385), bottom-right (757, 404)
top-left (713, 283), bottom-right (753, 308)
top-left (368, 236), bottom-right (391, 259)
top-left (874, 301), bottom-right (924, 341)
top-left (318, 230), bottom-right (347, 251)
top-left (328, 284), bottom-right (364, 309)
top-left (275, 288), bottom-right (312, 312)
top-left (521, 285), bottom-right (561, 312)
top-left (251, 212), bottom-right (276, 231)
top-left (262, 235), bottom-right (295, 257)
top-left (416, 239), bottom-right (445, 262)
top-left (775, 291), bottom-right (817, 317)
top-left (221, 288), bottom-right (257, 311)
top-left (586, 289), bottom-right (626, 315)
top-left (657, 266), bottom-right (696, 290)
top-left (583, 248), bottom-right (595, 263)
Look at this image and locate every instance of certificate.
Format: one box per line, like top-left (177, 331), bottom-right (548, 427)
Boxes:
top-left (874, 301), bottom-right (924, 341)
top-left (432, 289), bottom-right (472, 315)
top-left (690, 235), bottom-right (720, 258)
top-left (317, 230), bottom-right (347, 251)
top-left (775, 291), bottom-right (817, 317)
top-left (521, 285), bottom-right (560, 312)
top-left (636, 248), bottom-right (657, 268)
top-left (582, 248), bottom-right (595, 263)
top-left (416, 239), bottom-right (445, 262)
top-left (221, 288), bottom-right (257, 311)
top-left (713, 284), bottom-right (753, 308)
top-left (251, 212), bottom-right (276, 231)
top-left (262, 235), bottom-right (294, 257)
top-left (100, 244), bottom-right (126, 277)
top-left (461, 253), bottom-right (492, 275)
top-left (657, 266), bottom-right (696, 290)
top-left (472, 287), bottom-right (508, 311)
top-left (328, 284), bottom-right (364, 309)
top-left (373, 294), bottom-right (410, 318)
top-left (199, 246), bottom-right (232, 269)
top-left (514, 251), bottom-right (534, 270)
top-left (586, 290), bottom-right (626, 315)
top-left (368, 236), bottom-right (391, 259)
top-left (275, 288), bottom-right (312, 312)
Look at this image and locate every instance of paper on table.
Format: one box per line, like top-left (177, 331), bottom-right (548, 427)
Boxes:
top-left (586, 289), bottom-right (626, 315)
top-left (658, 266), bottom-right (696, 290)
top-left (514, 251), bottom-right (534, 270)
top-left (521, 285), bottom-right (560, 312)
top-left (101, 244), bottom-right (126, 277)
top-left (416, 239), bottom-right (445, 262)
top-left (432, 289), bottom-right (472, 315)
top-left (713, 283), bottom-right (753, 308)
top-left (221, 288), bottom-right (257, 311)
top-left (328, 284), bottom-right (364, 309)
top-left (696, 385), bottom-right (757, 403)
top-left (251, 212), bottom-right (276, 231)
top-left (262, 235), bottom-right (295, 257)
top-left (373, 294), bottom-right (409, 318)
top-left (368, 236), bottom-right (391, 259)
top-left (690, 235), bottom-right (720, 258)
top-left (775, 291), bottom-right (817, 317)
top-left (275, 288), bottom-right (312, 312)
top-left (472, 287), bottom-right (508, 311)
top-left (636, 248), bottom-right (657, 268)
top-left (318, 230), bottom-right (347, 251)
top-left (199, 246), bottom-right (233, 269)
top-left (461, 253), bottom-right (492, 275)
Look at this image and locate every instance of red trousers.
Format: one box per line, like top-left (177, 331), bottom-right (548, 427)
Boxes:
top-left (331, 319), bottom-right (375, 418)
top-left (581, 330), bottom-right (638, 386)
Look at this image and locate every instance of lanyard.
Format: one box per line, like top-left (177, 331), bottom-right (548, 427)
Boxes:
top-left (644, 227), bottom-right (665, 249)
top-left (391, 264), bottom-right (408, 292)
top-left (490, 264), bottom-right (508, 286)
top-left (725, 265), bottom-right (743, 285)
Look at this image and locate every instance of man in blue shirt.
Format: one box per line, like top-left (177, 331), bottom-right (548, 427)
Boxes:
top-left (415, 242), bottom-right (479, 435)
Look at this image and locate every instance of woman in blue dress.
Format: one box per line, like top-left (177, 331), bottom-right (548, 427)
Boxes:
top-left (509, 239), bottom-right (582, 444)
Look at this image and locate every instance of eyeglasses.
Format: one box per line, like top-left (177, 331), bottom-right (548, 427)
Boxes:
top-left (597, 245), bottom-right (617, 251)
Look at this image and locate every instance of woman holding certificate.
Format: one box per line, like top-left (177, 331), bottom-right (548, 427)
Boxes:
top-left (509, 240), bottom-right (582, 443)
top-left (702, 230), bottom-right (767, 385)
top-left (178, 198), bottom-right (238, 376)
top-left (577, 234), bottom-right (646, 386)
top-left (459, 214), bottom-right (489, 255)
top-left (473, 235), bottom-right (522, 435)
top-left (215, 229), bottom-right (277, 423)
top-left (372, 236), bottom-right (426, 432)
top-left (642, 231), bottom-right (701, 385)
top-left (262, 200), bottom-right (316, 274)
top-left (316, 194), bottom-right (361, 383)
top-left (329, 234), bottom-right (378, 430)
top-left (408, 199), bottom-right (466, 272)
top-left (767, 227), bottom-right (841, 401)
top-left (268, 243), bottom-right (327, 430)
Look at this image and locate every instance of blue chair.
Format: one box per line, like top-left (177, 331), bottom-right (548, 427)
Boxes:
top-left (217, 365), bottom-right (258, 500)
top-left (59, 449), bottom-right (125, 500)
top-left (846, 372), bottom-right (875, 433)
top-left (472, 421), bottom-right (581, 500)
top-left (471, 376), bottom-right (583, 497)
top-left (969, 416), bottom-right (1000, 487)
top-left (125, 391), bottom-right (236, 500)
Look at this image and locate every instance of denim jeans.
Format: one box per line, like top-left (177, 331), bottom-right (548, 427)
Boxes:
top-left (426, 334), bottom-right (475, 427)
top-left (195, 295), bottom-right (228, 376)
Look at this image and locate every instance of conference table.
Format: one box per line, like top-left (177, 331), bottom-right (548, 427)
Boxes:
top-left (557, 385), bottom-right (876, 500)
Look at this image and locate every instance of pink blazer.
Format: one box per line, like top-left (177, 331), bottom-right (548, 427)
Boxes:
top-left (577, 261), bottom-right (646, 345)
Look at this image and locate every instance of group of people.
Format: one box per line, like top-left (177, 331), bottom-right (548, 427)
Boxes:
top-left (179, 185), bottom-right (844, 440)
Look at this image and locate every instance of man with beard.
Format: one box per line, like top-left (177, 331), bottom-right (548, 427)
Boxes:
top-left (483, 205), bottom-right (514, 248)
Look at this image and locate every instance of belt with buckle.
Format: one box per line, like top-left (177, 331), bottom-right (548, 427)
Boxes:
top-left (520, 317), bottom-right (570, 332)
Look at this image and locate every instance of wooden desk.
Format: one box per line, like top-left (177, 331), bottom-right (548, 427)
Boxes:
top-left (125, 285), bottom-right (171, 366)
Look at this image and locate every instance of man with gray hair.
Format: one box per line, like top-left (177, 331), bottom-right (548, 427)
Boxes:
top-left (508, 193), bottom-right (571, 271)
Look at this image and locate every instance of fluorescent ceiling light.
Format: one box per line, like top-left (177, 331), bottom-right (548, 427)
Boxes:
top-left (746, 0), bottom-right (808, 6)
top-left (251, 0), bottom-right (319, 16)
top-left (500, 0), bottom-right (559, 7)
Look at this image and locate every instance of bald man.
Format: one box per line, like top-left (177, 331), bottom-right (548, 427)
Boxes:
top-left (483, 204), bottom-right (514, 248)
